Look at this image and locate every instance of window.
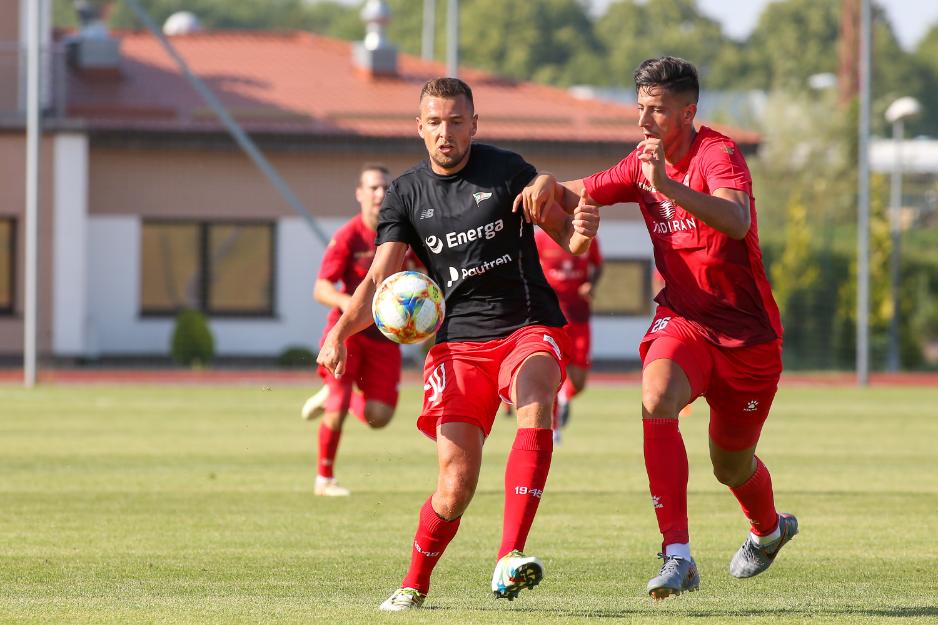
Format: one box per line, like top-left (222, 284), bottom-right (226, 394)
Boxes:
top-left (140, 221), bottom-right (275, 316)
top-left (0, 219), bottom-right (13, 314)
top-left (592, 258), bottom-right (652, 316)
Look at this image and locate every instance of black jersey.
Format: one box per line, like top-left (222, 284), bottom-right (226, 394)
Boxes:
top-left (377, 143), bottom-right (566, 343)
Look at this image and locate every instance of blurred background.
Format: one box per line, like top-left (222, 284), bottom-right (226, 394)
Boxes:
top-left (1, 0), bottom-right (936, 375)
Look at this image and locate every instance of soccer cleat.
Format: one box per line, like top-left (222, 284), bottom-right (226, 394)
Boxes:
top-left (300, 386), bottom-right (329, 421)
top-left (378, 587), bottom-right (426, 611)
top-left (491, 550), bottom-right (544, 600)
top-left (730, 513), bottom-right (799, 578)
top-left (557, 399), bottom-right (571, 428)
top-left (314, 476), bottom-right (350, 497)
top-left (646, 553), bottom-right (700, 600)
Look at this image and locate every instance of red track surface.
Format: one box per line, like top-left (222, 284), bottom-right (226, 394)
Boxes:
top-left (0, 368), bottom-right (935, 387)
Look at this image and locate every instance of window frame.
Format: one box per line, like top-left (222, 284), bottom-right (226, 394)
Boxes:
top-left (590, 256), bottom-right (653, 317)
top-left (0, 218), bottom-right (15, 316)
top-left (139, 219), bottom-right (276, 318)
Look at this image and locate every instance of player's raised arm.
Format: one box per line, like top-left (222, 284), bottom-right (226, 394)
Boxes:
top-left (316, 241), bottom-right (408, 378)
top-left (535, 186), bottom-right (600, 256)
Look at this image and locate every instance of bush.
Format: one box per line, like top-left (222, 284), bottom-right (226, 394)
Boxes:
top-left (278, 345), bottom-right (315, 368)
top-left (170, 309), bottom-right (215, 367)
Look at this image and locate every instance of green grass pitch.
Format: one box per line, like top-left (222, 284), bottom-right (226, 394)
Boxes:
top-left (1, 382), bottom-right (936, 624)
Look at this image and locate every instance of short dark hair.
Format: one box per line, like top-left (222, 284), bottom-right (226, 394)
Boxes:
top-left (633, 57), bottom-right (699, 103)
top-left (419, 77), bottom-right (474, 112)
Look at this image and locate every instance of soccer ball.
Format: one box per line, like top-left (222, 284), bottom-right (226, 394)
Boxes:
top-left (372, 271), bottom-right (445, 344)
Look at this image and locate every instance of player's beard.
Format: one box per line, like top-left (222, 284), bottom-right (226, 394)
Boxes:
top-left (429, 145), bottom-right (468, 171)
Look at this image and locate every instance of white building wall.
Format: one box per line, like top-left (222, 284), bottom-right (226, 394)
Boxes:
top-left (52, 133), bottom-right (89, 355)
top-left (84, 215), bottom-right (653, 360)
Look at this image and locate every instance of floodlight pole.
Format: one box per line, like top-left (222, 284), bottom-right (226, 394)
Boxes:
top-left (446, 0), bottom-right (458, 77)
top-left (422, 0), bottom-right (435, 60)
top-left (856, 0), bottom-right (871, 387)
top-left (24, 0), bottom-right (41, 387)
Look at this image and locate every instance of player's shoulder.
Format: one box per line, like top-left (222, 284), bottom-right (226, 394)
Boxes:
top-left (696, 125), bottom-right (743, 156)
top-left (472, 142), bottom-right (528, 168)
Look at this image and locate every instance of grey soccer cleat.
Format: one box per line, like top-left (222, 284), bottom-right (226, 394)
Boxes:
top-left (646, 553), bottom-right (700, 600)
top-left (730, 513), bottom-right (799, 579)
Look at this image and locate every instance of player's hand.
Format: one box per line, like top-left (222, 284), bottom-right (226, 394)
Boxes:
top-left (316, 331), bottom-right (347, 379)
top-left (513, 174), bottom-right (557, 224)
top-left (572, 188), bottom-right (600, 238)
top-left (637, 137), bottom-right (667, 190)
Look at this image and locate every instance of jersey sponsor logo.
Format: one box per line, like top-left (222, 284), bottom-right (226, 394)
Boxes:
top-left (542, 333), bottom-right (562, 360)
top-left (658, 199), bottom-right (677, 220)
top-left (652, 216), bottom-right (697, 235)
top-left (472, 191), bottom-right (493, 205)
top-left (638, 181), bottom-right (657, 194)
top-left (419, 208), bottom-right (435, 219)
top-left (424, 363), bottom-right (446, 405)
top-left (425, 219), bottom-right (505, 255)
top-left (444, 253), bottom-right (513, 287)
top-left (445, 266), bottom-right (459, 288)
top-left (425, 235), bottom-right (444, 254)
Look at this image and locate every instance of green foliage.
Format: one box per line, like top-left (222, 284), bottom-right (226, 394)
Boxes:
top-left (170, 309), bottom-right (215, 367)
top-left (277, 345), bottom-right (315, 368)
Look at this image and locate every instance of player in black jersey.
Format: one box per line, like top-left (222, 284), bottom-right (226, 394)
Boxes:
top-left (316, 77), bottom-right (598, 611)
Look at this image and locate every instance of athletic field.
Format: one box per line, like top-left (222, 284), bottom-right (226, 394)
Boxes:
top-left (1, 381), bottom-right (936, 624)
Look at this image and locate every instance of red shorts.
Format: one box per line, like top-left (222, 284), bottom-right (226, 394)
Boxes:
top-left (639, 307), bottom-right (782, 451)
top-left (563, 321), bottom-right (592, 369)
top-left (418, 325), bottom-right (568, 440)
top-left (317, 331), bottom-right (401, 423)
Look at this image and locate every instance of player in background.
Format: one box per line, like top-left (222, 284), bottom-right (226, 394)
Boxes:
top-left (301, 163), bottom-right (403, 497)
top-left (517, 57), bottom-right (796, 599)
top-left (534, 230), bottom-right (603, 442)
top-left (317, 78), bottom-right (599, 611)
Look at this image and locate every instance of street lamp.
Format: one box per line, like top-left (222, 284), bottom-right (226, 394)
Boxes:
top-left (883, 96), bottom-right (921, 372)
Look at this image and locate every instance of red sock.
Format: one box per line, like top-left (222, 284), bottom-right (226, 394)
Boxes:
top-left (643, 418), bottom-right (689, 548)
top-left (498, 428), bottom-right (553, 558)
top-left (401, 497), bottom-right (461, 594)
top-left (729, 456), bottom-right (778, 536)
top-left (317, 423), bottom-right (341, 479)
top-left (349, 392), bottom-right (366, 422)
top-left (560, 377), bottom-right (576, 401)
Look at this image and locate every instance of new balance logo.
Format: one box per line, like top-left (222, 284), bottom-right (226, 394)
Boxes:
top-left (424, 363), bottom-right (446, 404)
top-left (744, 400), bottom-right (759, 412)
top-left (419, 208), bottom-right (434, 219)
top-left (651, 495), bottom-right (663, 509)
top-left (473, 192), bottom-right (493, 205)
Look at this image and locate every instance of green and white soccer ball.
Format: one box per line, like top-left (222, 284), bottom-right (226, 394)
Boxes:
top-left (372, 271), bottom-right (445, 344)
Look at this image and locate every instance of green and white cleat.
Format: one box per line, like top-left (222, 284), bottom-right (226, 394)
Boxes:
top-left (491, 550), bottom-right (544, 600)
top-left (730, 513), bottom-right (799, 578)
top-left (378, 587), bottom-right (426, 612)
top-left (301, 385), bottom-right (329, 421)
top-left (646, 554), bottom-right (700, 600)
top-left (314, 476), bottom-right (350, 497)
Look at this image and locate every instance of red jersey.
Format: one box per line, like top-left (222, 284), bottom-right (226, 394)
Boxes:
top-left (534, 229), bottom-right (603, 323)
top-left (318, 214), bottom-right (386, 341)
top-left (584, 126), bottom-right (782, 347)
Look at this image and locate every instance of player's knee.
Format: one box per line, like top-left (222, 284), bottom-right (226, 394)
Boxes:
top-left (641, 387), bottom-right (682, 420)
top-left (711, 461), bottom-right (750, 487)
top-left (363, 405), bottom-right (393, 429)
top-left (435, 474), bottom-right (476, 518)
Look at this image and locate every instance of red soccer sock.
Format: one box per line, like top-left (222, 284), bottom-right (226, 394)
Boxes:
top-left (317, 423), bottom-right (341, 479)
top-left (643, 418), bottom-right (689, 548)
top-left (729, 456), bottom-right (778, 536)
top-left (560, 377), bottom-right (577, 402)
top-left (349, 391), bottom-right (366, 422)
top-left (401, 497), bottom-right (461, 594)
top-left (497, 428), bottom-right (553, 558)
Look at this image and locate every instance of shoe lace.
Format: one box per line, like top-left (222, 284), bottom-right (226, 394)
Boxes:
top-left (391, 588), bottom-right (423, 606)
top-left (656, 553), bottom-right (684, 576)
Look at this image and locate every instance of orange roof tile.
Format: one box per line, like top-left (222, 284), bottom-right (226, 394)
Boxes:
top-left (65, 30), bottom-right (759, 146)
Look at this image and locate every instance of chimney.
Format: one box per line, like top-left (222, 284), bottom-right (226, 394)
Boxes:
top-left (353, 0), bottom-right (397, 77)
top-left (66, 0), bottom-right (120, 72)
